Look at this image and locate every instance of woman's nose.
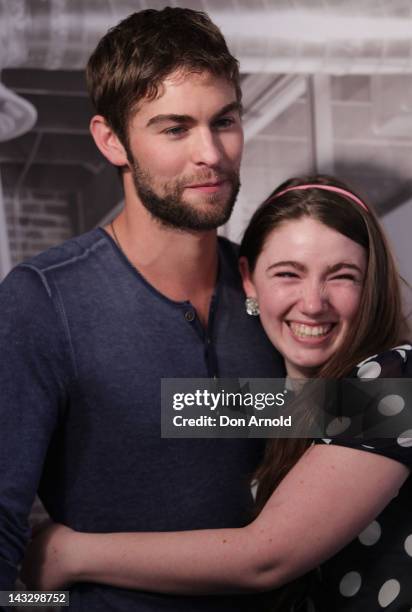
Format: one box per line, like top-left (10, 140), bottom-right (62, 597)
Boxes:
top-left (299, 281), bottom-right (328, 315)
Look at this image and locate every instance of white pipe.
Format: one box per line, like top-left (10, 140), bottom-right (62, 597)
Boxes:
top-left (0, 82), bottom-right (37, 142)
top-left (0, 170), bottom-right (12, 279)
top-left (1, 0), bottom-right (412, 74)
top-left (243, 76), bottom-right (306, 143)
top-left (308, 75), bottom-right (335, 174)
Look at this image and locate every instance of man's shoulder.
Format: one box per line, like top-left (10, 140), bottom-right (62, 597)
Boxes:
top-left (20, 228), bottom-right (107, 275)
top-left (1, 228), bottom-right (110, 303)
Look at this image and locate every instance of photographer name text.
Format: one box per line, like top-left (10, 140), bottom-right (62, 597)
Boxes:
top-left (173, 415), bottom-right (292, 428)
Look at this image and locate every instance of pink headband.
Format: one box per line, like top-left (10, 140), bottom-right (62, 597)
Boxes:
top-left (270, 184), bottom-right (369, 212)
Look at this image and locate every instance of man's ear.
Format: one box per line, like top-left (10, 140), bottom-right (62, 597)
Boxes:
top-left (239, 256), bottom-right (257, 298)
top-left (89, 115), bottom-right (129, 167)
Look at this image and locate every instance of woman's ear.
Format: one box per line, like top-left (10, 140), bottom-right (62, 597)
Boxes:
top-left (239, 257), bottom-right (257, 298)
top-left (89, 115), bottom-right (129, 167)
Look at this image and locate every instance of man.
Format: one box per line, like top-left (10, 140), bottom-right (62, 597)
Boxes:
top-left (0, 8), bottom-right (283, 611)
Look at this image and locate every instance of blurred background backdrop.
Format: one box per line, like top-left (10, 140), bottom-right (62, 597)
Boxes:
top-left (1, 0), bottom-right (411, 314)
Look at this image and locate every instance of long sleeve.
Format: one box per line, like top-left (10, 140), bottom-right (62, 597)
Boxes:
top-left (0, 266), bottom-right (70, 587)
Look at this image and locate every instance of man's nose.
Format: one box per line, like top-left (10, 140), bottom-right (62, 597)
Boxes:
top-left (191, 129), bottom-right (222, 167)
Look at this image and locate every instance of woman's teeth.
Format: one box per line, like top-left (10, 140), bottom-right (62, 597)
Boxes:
top-left (289, 322), bottom-right (333, 338)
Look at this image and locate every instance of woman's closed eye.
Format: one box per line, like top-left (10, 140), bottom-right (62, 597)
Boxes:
top-left (329, 273), bottom-right (361, 283)
top-left (273, 271), bottom-right (299, 279)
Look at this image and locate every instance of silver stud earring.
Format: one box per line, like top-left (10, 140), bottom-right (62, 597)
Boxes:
top-left (245, 297), bottom-right (260, 316)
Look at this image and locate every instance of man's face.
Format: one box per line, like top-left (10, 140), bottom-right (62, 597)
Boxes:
top-left (124, 70), bottom-right (243, 231)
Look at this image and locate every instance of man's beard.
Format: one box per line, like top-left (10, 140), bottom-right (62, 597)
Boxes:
top-left (130, 159), bottom-right (240, 231)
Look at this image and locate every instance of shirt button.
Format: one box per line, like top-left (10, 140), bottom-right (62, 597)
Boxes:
top-left (184, 310), bottom-right (195, 322)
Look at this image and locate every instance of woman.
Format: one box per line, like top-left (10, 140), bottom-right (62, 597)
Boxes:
top-left (23, 176), bottom-right (412, 610)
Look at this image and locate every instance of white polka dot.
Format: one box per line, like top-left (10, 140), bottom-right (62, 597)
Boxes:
top-left (393, 344), bottom-right (412, 351)
top-left (358, 520), bottom-right (381, 546)
top-left (339, 571), bottom-right (362, 597)
top-left (378, 579), bottom-right (400, 607)
top-left (396, 350), bottom-right (407, 360)
top-left (377, 394), bottom-right (405, 416)
top-left (397, 430), bottom-right (412, 447)
top-left (326, 417), bottom-right (351, 436)
top-left (357, 361), bottom-right (382, 379)
top-left (357, 354), bottom-right (378, 367)
top-left (322, 438), bottom-right (332, 444)
top-left (404, 534), bottom-right (412, 557)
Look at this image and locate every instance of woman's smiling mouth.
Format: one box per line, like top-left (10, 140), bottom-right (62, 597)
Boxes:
top-left (287, 321), bottom-right (336, 341)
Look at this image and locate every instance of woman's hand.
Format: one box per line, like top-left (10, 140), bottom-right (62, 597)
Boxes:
top-left (21, 523), bottom-right (79, 590)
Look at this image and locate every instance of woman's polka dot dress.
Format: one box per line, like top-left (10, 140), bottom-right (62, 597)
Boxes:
top-left (311, 345), bottom-right (412, 611)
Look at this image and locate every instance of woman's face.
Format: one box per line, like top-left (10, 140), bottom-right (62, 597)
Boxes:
top-left (241, 216), bottom-right (367, 378)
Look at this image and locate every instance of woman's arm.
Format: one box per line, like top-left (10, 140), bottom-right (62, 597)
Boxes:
top-left (23, 443), bottom-right (408, 593)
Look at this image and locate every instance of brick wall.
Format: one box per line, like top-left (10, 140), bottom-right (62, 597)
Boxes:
top-left (4, 188), bottom-right (76, 265)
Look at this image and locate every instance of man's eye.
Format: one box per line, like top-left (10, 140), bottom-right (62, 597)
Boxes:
top-left (164, 126), bottom-right (187, 136)
top-left (214, 117), bottom-right (236, 129)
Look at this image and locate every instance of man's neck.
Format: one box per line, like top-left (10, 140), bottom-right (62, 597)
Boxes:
top-left (107, 205), bottom-right (219, 326)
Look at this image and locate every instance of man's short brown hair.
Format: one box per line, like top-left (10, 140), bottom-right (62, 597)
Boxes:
top-left (86, 7), bottom-right (241, 147)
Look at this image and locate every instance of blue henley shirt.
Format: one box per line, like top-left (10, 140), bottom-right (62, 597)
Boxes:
top-left (0, 228), bottom-right (284, 610)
